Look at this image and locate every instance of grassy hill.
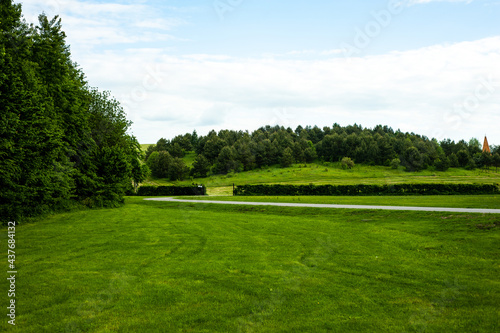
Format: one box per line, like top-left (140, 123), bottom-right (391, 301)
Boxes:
top-left (142, 159), bottom-right (500, 196)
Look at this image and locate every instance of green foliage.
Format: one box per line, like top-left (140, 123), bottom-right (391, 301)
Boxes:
top-left (130, 157), bottom-right (150, 192)
top-left (402, 146), bottom-right (424, 171)
top-left (448, 153), bottom-right (459, 167)
top-left (304, 146), bottom-right (317, 163)
top-left (169, 157), bottom-right (189, 181)
top-left (136, 185), bottom-right (206, 196)
top-left (434, 156), bottom-right (450, 171)
top-left (191, 154), bottom-right (211, 178)
top-left (465, 158), bottom-right (477, 170)
top-left (280, 147), bottom-right (294, 168)
top-left (234, 183), bottom-right (500, 196)
top-left (147, 151), bottom-right (172, 179)
top-left (341, 157), bottom-right (355, 170)
top-left (493, 153), bottom-right (500, 171)
top-left (457, 149), bottom-right (470, 167)
top-left (390, 158), bottom-right (401, 169)
top-left (170, 142), bottom-right (184, 158)
top-left (0, 4), bottom-right (142, 221)
top-left (150, 123), bottom-right (494, 181)
top-left (203, 135), bottom-right (226, 163)
top-left (214, 146), bottom-right (240, 174)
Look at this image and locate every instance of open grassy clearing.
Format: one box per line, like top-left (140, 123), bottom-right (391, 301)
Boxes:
top-left (142, 163), bottom-right (500, 196)
top-left (3, 197), bottom-right (499, 332)
top-left (176, 195), bottom-right (500, 209)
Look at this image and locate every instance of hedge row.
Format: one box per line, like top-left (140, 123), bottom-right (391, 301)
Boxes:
top-left (233, 184), bottom-right (500, 196)
top-left (136, 185), bottom-right (206, 196)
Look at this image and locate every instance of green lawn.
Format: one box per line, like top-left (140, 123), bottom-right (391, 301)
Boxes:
top-left (176, 195), bottom-right (500, 209)
top-left (143, 163), bottom-right (500, 196)
top-left (3, 197), bottom-right (499, 332)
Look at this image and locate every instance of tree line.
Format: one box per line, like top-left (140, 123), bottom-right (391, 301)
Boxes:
top-left (0, 1), bottom-right (147, 221)
top-left (145, 124), bottom-right (500, 180)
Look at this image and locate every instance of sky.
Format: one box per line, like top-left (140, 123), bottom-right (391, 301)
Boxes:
top-left (19, 0), bottom-right (500, 145)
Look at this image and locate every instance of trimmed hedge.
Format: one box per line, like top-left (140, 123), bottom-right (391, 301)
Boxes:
top-left (233, 184), bottom-right (500, 196)
top-left (136, 185), bottom-right (206, 196)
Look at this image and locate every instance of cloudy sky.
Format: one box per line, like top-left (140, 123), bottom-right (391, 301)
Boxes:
top-left (20, 0), bottom-right (500, 145)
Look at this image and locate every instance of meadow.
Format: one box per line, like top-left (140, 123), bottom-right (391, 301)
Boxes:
top-left (2, 197), bottom-right (499, 332)
top-left (143, 160), bottom-right (500, 196)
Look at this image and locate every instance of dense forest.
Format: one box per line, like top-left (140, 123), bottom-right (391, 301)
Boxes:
top-left (0, 1), bottom-right (147, 221)
top-left (145, 124), bottom-right (500, 181)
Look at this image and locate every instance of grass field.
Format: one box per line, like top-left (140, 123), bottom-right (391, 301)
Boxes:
top-left (3, 197), bottom-right (499, 332)
top-left (143, 162), bottom-right (500, 196)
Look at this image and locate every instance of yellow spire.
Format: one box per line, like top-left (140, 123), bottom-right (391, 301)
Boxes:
top-left (483, 136), bottom-right (491, 153)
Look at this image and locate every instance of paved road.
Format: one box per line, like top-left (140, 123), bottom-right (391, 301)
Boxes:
top-left (145, 197), bottom-right (500, 214)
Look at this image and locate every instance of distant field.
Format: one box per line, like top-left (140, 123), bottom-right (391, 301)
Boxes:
top-left (142, 162), bottom-right (500, 196)
top-left (4, 197), bottom-right (498, 332)
top-left (140, 143), bottom-right (153, 152)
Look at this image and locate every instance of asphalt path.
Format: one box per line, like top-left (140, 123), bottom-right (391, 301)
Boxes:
top-left (144, 197), bottom-right (500, 214)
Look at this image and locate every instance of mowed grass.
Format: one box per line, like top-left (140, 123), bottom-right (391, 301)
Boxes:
top-left (2, 197), bottom-right (499, 332)
top-left (177, 195), bottom-right (500, 209)
top-left (143, 162), bottom-right (500, 196)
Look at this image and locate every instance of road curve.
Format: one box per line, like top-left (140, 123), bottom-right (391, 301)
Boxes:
top-left (144, 197), bottom-right (500, 214)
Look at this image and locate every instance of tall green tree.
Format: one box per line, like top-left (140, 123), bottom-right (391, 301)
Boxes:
top-left (215, 146), bottom-right (239, 174)
top-left (169, 157), bottom-right (188, 181)
top-left (147, 151), bottom-right (172, 179)
top-left (1, 4), bottom-right (144, 220)
top-left (191, 154), bottom-right (211, 178)
top-left (402, 146), bottom-right (424, 172)
top-left (280, 147), bottom-right (295, 168)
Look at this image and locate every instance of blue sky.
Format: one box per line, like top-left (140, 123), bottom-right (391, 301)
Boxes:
top-left (20, 0), bottom-right (500, 145)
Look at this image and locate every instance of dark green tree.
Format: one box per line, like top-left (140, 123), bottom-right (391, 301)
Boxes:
top-left (402, 146), bottom-right (424, 172)
top-left (280, 147), bottom-right (295, 168)
top-left (204, 136), bottom-right (226, 163)
top-left (456, 149), bottom-right (470, 167)
top-left (169, 142), bottom-right (184, 158)
top-left (169, 158), bottom-right (188, 181)
top-left (191, 154), bottom-right (211, 178)
top-left (492, 153), bottom-right (500, 172)
top-left (145, 144), bottom-right (156, 161)
top-left (448, 153), bottom-right (459, 167)
top-left (147, 151), bottom-right (172, 179)
top-left (131, 158), bottom-right (150, 192)
top-left (390, 158), bottom-right (401, 169)
top-left (215, 146), bottom-right (240, 174)
top-left (434, 157), bottom-right (450, 171)
top-left (191, 130), bottom-right (199, 150)
top-left (156, 138), bottom-right (169, 152)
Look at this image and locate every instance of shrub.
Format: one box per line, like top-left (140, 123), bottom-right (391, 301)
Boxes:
top-left (390, 158), bottom-right (401, 169)
top-left (233, 184), bottom-right (499, 196)
top-left (136, 185), bottom-right (206, 196)
top-left (341, 157), bottom-right (355, 170)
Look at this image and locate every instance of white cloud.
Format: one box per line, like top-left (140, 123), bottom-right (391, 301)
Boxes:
top-left (21, 0), bottom-right (186, 53)
top-left (74, 36), bottom-right (500, 144)
top-left (18, 1), bottom-right (500, 145)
